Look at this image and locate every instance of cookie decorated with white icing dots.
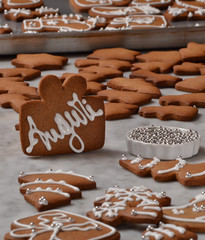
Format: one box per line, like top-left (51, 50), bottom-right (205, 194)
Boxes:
top-left (162, 192), bottom-right (205, 233)
top-left (3, 0), bottom-right (44, 9)
top-left (142, 222), bottom-right (198, 240)
top-left (18, 169), bottom-right (96, 211)
top-left (120, 154), bottom-right (205, 186)
top-left (4, 210), bottom-right (120, 240)
top-left (87, 185), bottom-right (171, 226)
top-left (19, 74), bottom-right (105, 156)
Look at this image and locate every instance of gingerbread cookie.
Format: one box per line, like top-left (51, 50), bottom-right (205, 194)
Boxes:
top-left (162, 192), bottom-right (205, 233)
top-left (19, 169), bottom-right (96, 211)
top-left (0, 23), bottom-right (12, 34)
top-left (179, 42), bottom-right (205, 62)
top-left (79, 66), bottom-right (123, 78)
top-left (20, 179), bottom-right (81, 198)
top-left (4, 6), bottom-right (60, 22)
top-left (0, 0), bottom-right (4, 12)
top-left (175, 0), bottom-right (205, 11)
top-left (175, 75), bottom-right (205, 93)
top-left (19, 169), bottom-right (96, 189)
top-left (120, 155), bottom-right (205, 186)
top-left (97, 89), bottom-right (152, 105)
top-left (87, 47), bottom-right (140, 62)
top-left (192, 8), bottom-right (205, 21)
top-left (131, 61), bottom-right (173, 73)
top-left (104, 102), bottom-right (139, 120)
top-left (130, 0), bottom-right (173, 9)
top-left (4, 210), bottom-right (120, 240)
top-left (22, 14), bottom-right (102, 33)
top-left (159, 93), bottom-right (205, 107)
top-left (86, 82), bottom-right (107, 95)
top-left (19, 74), bottom-right (105, 156)
top-left (105, 15), bottom-right (167, 30)
top-left (69, 0), bottom-right (131, 12)
top-left (142, 222), bottom-right (198, 240)
top-left (61, 72), bottom-right (106, 83)
top-left (0, 68), bottom-right (40, 80)
top-left (130, 69), bottom-right (182, 87)
top-left (0, 78), bottom-right (39, 99)
top-left (12, 53), bottom-right (68, 70)
top-left (0, 93), bottom-right (30, 112)
top-left (75, 59), bottom-right (132, 71)
top-left (125, 125), bottom-right (200, 160)
top-left (3, 0), bottom-right (43, 9)
top-left (139, 105), bottom-right (198, 121)
top-left (87, 185), bottom-right (171, 226)
top-left (163, 6), bottom-right (189, 21)
top-left (107, 77), bottom-right (161, 98)
top-left (173, 62), bottom-right (205, 75)
top-left (89, 5), bottom-right (161, 19)
top-left (136, 50), bottom-right (181, 66)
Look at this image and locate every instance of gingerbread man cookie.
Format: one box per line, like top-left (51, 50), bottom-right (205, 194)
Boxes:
top-left (19, 74), bottom-right (105, 156)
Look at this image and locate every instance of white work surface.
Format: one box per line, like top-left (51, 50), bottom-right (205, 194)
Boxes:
top-left (0, 54), bottom-right (205, 239)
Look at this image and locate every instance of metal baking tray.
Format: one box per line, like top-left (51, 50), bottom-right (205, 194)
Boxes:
top-left (1, 0), bottom-right (205, 54)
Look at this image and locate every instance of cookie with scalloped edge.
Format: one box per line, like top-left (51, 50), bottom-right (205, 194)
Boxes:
top-left (19, 74), bottom-right (105, 156)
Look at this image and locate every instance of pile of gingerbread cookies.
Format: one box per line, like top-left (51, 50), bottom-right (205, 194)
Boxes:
top-left (2, 42), bottom-right (205, 239)
top-left (1, 0), bottom-right (205, 34)
top-left (2, 42), bottom-right (205, 122)
top-left (4, 167), bottom-right (204, 240)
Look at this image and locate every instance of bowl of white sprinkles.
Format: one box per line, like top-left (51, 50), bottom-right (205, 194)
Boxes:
top-left (126, 125), bottom-right (200, 160)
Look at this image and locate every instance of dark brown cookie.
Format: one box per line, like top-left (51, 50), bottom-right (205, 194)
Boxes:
top-left (139, 105), bottom-right (198, 121)
top-left (130, 69), bottom-right (182, 88)
top-left (12, 53), bottom-right (68, 70)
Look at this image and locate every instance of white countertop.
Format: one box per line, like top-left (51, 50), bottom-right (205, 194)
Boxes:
top-left (0, 54), bottom-right (205, 239)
